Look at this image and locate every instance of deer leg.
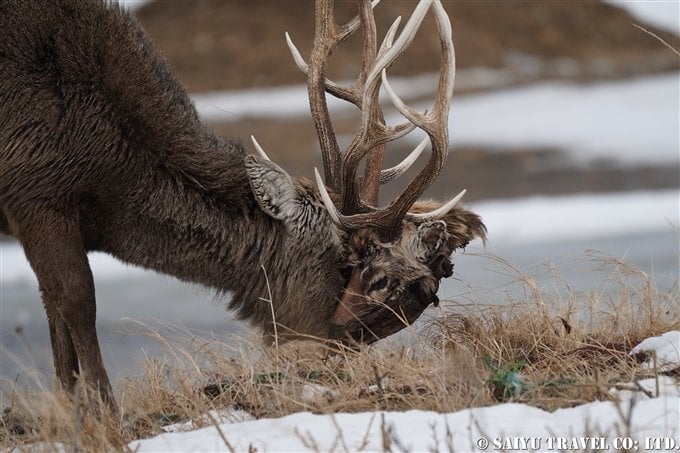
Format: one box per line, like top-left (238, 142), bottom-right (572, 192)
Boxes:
top-left (21, 215), bottom-right (116, 411)
top-left (41, 287), bottom-right (80, 392)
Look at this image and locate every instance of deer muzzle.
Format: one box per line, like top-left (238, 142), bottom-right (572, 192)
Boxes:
top-left (330, 267), bottom-right (438, 344)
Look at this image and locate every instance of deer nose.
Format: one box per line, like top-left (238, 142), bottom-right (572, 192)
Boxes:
top-left (429, 254), bottom-right (453, 279)
top-left (408, 280), bottom-right (439, 308)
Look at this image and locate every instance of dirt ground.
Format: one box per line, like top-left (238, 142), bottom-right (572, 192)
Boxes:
top-left (135, 0), bottom-right (680, 92)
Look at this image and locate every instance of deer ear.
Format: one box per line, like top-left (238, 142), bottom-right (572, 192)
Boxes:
top-left (414, 220), bottom-right (454, 278)
top-left (414, 221), bottom-right (448, 259)
top-left (244, 155), bottom-right (303, 223)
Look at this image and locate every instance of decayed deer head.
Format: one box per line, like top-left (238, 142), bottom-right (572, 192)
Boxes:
top-left (256, 0), bottom-right (486, 344)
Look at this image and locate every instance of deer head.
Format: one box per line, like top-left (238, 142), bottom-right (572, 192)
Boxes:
top-left (254, 0), bottom-right (486, 344)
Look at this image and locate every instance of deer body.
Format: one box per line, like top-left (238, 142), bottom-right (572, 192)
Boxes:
top-left (0, 0), bottom-right (486, 411)
top-left (0, 0), bottom-right (351, 405)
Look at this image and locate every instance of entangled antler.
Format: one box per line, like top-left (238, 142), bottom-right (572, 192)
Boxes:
top-left (288, 0), bottom-right (464, 240)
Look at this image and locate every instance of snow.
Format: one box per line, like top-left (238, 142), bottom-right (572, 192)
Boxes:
top-left (631, 331), bottom-right (680, 372)
top-left (605, 0), bottom-right (680, 36)
top-left (130, 398), bottom-right (678, 452)
top-left (471, 189), bottom-right (679, 246)
top-left (0, 244), bottom-right (150, 285)
top-left (117, 0), bottom-right (151, 11)
top-left (1, 190), bottom-right (676, 285)
top-left (129, 330), bottom-right (680, 452)
top-left (402, 73), bottom-right (680, 165)
top-left (195, 73), bottom-right (680, 166)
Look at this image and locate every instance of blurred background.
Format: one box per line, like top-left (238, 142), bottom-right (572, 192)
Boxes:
top-left (1, 1), bottom-right (678, 389)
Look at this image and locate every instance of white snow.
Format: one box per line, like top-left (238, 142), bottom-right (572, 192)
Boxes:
top-left (0, 245), bottom-right (150, 286)
top-left (1, 190), bottom-right (676, 285)
top-left (405, 73), bottom-right (680, 165)
top-left (129, 400), bottom-right (678, 452)
top-left (117, 0), bottom-right (151, 11)
top-left (129, 329), bottom-right (680, 452)
top-left (195, 73), bottom-right (680, 166)
top-left (631, 330), bottom-right (680, 372)
top-left (470, 189), bottom-right (679, 246)
top-left (605, 0), bottom-right (680, 36)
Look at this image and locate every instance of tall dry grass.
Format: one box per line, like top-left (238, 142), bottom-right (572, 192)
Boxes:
top-left (1, 253), bottom-right (677, 451)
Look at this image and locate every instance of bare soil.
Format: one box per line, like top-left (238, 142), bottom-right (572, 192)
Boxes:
top-left (135, 0), bottom-right (680, 92)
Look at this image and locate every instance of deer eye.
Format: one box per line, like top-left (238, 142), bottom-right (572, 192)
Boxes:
top-left (369, 276), bottom-right (388, 292)
top-left (340, 266), bottom-right (353, 285)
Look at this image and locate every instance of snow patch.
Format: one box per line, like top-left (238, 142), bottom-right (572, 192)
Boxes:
top-left (631, 330), bottom-right (680, 372)
top-left (604, 1), bottom-right (680, 36)
top-left (471, 189), bottom-right (678, 246)
top-left (195, 74), bottom-right (680, 166)
top-left (405, 73), bottom-right (680, 165)
top-left (130, 395), bottom-right (679, 452)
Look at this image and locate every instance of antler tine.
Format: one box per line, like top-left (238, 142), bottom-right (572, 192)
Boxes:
top-left (250, 135), bottom-right (271, 161)
top-left (285, 35), bottom-right (360, 105)
top-left (379, 0), bottom-right (457, 228)
top-left (286, 0), bottom-right (381, 102)
top-left (351, 136), bottom-right (425, 194)
top-left (382, 2), bottom-right (454, 124)
top-left (379, 137), bottom-right (427, 184)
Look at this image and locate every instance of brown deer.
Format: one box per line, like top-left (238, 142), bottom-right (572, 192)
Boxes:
top-left (0, 0), bottom-right (485, 412)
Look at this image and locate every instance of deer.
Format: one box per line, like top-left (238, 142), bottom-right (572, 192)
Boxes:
top-left (0, 0), bottom-right (485, 413)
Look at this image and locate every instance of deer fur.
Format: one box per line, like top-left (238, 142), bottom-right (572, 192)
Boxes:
top-left (0, 0), bottom-right (485, 409)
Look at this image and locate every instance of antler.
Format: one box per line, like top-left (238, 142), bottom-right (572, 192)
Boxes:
top-left (287, 0), bottom-right (398, 207)
top-left (288, 0), bottom-right (463, 239)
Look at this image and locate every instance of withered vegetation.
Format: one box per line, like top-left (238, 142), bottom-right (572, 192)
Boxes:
top-left (1, 253), bottom-right (678, 451)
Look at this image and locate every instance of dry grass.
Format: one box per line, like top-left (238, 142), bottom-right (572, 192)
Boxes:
top-left (1, 254), bottom-right (678, 451)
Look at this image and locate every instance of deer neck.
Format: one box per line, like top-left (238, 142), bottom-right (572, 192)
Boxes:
top-left (83, 134), bottom-right (281, 294)
top-left (86, 138), bottom-right (344, 337)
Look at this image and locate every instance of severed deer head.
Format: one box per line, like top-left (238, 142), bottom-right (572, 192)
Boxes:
top-left (0, 0), bottom-right (484, 412)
